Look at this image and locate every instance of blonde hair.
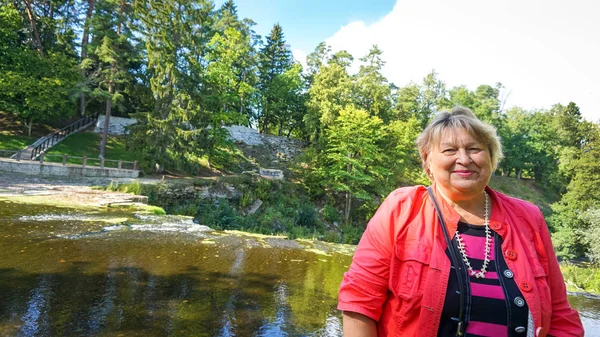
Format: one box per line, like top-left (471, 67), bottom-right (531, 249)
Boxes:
top-left (416, 107), bottom-right (503, 177)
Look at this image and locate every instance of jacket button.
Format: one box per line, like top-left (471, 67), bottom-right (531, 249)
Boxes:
top-left (520, 281), bottom-right (532, 292)
top-left (505, 249), bottom-right (518, 260)
top-left (503, 269), bottom-right (514, 278)
top-left (515, 326), bottom-right (526, 333)
top-left (514, 296), bottom-right (525, 307)
top-left (490, 222), bottom-right (502, 230)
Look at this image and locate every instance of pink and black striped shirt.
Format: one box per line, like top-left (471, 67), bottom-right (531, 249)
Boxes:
top-left (438, 222), bottom-right (531, 337)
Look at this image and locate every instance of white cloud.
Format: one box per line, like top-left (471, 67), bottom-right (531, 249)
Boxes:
top-left (316, 0), bottom-right (600, 121)
top-left (292, 48), bottom-right (308, 69)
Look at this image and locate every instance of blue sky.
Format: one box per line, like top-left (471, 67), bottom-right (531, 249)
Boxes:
top-left (214, 0), bottom-right (396, 53)
top-left (216, 0), bottom-right (600, 121)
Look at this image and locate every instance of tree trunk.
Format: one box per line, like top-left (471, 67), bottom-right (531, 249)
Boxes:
top-left (80, 0), bottom-right (96, 116)
top-left (99, 83), bottom-right (113, 158)
top-left (22, 0), bottom-right (44, 56)
top-left (278, 119), bottom-right (283, 136)
top-left (25, 117), bottom-right (33, 136)
top-left (344, 191), bottom-right (351, 222)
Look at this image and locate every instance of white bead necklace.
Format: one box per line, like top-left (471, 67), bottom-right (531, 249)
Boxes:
top-left (455, 191), bottom-right (491, 279)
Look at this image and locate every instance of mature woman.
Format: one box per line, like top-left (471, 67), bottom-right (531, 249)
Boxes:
top-left (337, 107), bottom-right (584, 337)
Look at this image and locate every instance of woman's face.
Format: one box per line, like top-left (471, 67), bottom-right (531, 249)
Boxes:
top-left (427, 127), bottom-right (492, 202)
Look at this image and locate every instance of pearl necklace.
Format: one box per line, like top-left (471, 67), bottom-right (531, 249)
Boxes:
top-left (455, 191), bottom-right (491, 279)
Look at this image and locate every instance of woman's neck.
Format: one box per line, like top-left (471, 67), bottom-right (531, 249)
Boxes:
top-left (436, 188), bottom-right (489, 225)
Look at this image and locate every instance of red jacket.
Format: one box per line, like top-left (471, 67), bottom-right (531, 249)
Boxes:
top-left (338, 185), bottom-right (584, 337)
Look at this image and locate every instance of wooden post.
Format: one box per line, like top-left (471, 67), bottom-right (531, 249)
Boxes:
top-left (100, 158), bottom-right (105, 168)
top-left (62, 154), bottom-right (67, 165)
top-left (39, 153), bottom-right (44, 164)
top-left (82, 156), bottom-right (87, 168)
top-left (118, 160), bottom-right (122, 169)
top-left (133, 161), bottom-right (138, 171)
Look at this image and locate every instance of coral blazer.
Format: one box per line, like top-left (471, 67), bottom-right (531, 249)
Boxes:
top-left (338, 185), bottom-right (584, 337)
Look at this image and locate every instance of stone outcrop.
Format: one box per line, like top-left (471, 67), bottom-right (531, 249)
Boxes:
top-left (94, 116), bottom-right (137, 135)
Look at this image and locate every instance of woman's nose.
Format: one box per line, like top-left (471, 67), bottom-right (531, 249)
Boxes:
top-left (456, 149), bottom-right (472, 164)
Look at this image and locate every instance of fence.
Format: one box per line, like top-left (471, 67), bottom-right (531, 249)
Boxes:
top-left (30, 112), bottom-right (99, 160)
top-left (38, 153), bottom-right (139, 170)
top-left (1, 150), bottom-right (138, 171)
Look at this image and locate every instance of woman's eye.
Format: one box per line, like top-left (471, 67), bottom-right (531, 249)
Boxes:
top-left (442, 149), bottom-right (456, 154)
top-left (469, 148), bottom-right (482, 152)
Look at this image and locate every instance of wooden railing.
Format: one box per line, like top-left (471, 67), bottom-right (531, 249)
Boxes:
top-left (38, 154), bottom-right (139, 170)
top-left (0, 150), bottom-right (138, 171)
top-left (30, 112), bottom-right (99, 160)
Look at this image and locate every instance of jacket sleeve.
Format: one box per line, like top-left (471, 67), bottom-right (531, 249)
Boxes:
top-left (337, 190), bottom-right (402, 321)
top-left (536, 211), bottom-right (584, 337)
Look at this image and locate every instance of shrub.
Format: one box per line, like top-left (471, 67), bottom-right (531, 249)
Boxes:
top-left (295, 203), bottom-right (323, 232)
top-left (323, 230), bottom-right (342, 243)
top-left (322, 204), bottom-right (341, 223)
top-left (341, 223), bottom-right (364, 245)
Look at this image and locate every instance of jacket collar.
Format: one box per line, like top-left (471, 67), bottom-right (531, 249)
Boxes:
top-left (429, 184), bottom-right (509, 237)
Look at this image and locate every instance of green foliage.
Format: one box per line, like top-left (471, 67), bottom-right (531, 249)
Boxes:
top-left (257, 23), bottom-right (306, 136)
top-left (322, 204), bottom-right (341, 223)
top-left (341, 223), bottom-right (364, 245)
top-left (560, 263), bottom-right (600, 294)
top-left (309, 106), bottom-right (388, 221)
top-left (295, 203), bottom-right (323, 231)
top-left (0, 5), bottom-right (79, 136)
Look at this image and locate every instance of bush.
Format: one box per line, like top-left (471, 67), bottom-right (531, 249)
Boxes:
top-left (295, 203), bottom-right (323, 231)
top-left (197, 199), bottom-right (243, 230)
top-left (341, 223), bottom-right (364, 244)
top-left (170, 202), bottom-right (199, 217)
top-left (259, 207), bottom-right (292, 233)
top-left (323, 230), bottom-right (342, 243)
top-left (322, 204), bottom-right (341, 223)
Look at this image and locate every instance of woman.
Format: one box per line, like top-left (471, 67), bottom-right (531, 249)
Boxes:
top-left (337, 107), bottom-right (584, 337)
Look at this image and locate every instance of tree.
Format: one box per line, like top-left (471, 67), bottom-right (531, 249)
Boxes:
top-left (0, 4), bottom-right (79, 135)
top-left (79, 0), bottom-right (97, 116)
top-left (257, 23), bottom-right (294, 133)
top-left (304, 50), bottom-right (354, 142)
top-left (311, 106), bottom-right (388, 222)
top-left (551, 126), bottom-right (600, 259)
top-left (353, 45), bottom-right (393, 122)
top-left (130, 0), bottom-right (218, 172)
top-left (393, 83), bottom-right (422, 123)
top-left (418, 70), bottom-right (448, 128)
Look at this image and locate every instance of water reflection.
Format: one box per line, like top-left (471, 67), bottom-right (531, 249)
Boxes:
top-left (1, 200), bottom-right (598, 336)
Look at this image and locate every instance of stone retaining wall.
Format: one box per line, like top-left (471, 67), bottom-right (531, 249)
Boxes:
top-left (94, 116), bottom-right (137, 135)
top-left (0, 158), bottom-right (139, 178)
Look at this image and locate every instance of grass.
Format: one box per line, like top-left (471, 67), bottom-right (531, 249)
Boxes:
top-left (45, 131), bottom-right (142, 168)
top-left (488, 175), bottom-right (558, 215)
top-left (0, 133), bottom-right (37, 151)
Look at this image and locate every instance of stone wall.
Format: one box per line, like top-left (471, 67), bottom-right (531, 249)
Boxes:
top-left (224, 125), bottom-right (304, 161)
top-left (94, 116), bottom-right (137, 135)
top-left (0, 158), bottom-right (139, 178)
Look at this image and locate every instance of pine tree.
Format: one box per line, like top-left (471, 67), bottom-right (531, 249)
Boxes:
top-left (257, 23), bottom-right (294, 133)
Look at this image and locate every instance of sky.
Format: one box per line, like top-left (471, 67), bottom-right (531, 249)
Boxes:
top-left (216, 0), bottom-right (600, 121)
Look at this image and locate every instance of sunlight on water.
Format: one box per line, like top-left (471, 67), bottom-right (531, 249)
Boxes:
top-left (0, 200), bottom-right (598, 336)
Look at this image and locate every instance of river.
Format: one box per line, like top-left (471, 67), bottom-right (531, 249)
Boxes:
top-left (0, 200), bottom-right (598, 336)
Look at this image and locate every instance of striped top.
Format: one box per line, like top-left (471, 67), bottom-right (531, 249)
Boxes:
top-left (438, 222), bottom-right (531, 337)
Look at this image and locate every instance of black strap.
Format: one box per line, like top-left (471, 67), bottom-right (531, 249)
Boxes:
top-left (427, 187), bottom-right (466, 337)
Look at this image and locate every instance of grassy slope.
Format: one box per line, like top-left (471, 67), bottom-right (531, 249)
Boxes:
top-left (0, 133), bottom-right (37, 150)
top-left (45, 131), bottom-right (141, 167)
top-left (488, 175), bottom-right (559, 215)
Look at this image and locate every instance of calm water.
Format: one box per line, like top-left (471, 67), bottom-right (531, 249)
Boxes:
top-left (0, 200), bottom-right (598, 336)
